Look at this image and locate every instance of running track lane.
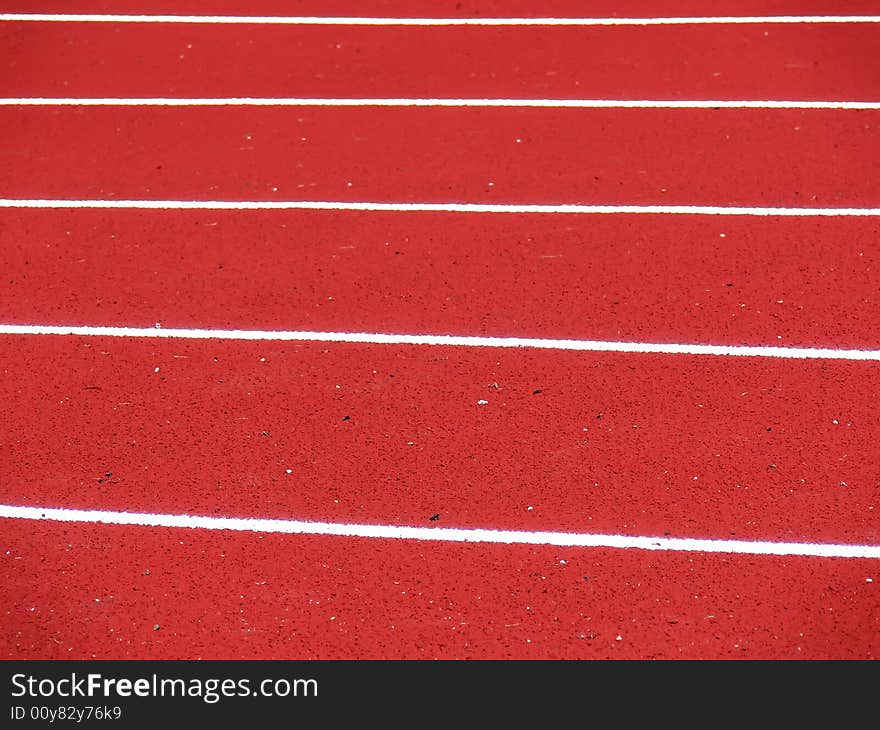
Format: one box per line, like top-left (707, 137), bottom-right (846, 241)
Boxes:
top-left (3, 2), bottom-right (879, 662)
top-left (1, 210), bottom-right (878, 349)
top-left (7, 1), bottom-right (880, 18)
top-left (1, 336), bottom-right (877, 545)
top-left (0, 107), bottom-right (878, 206)
top-left (2, 21), bottom-right (879, 99)
top-left (2, 518), bottom-right (877, 659)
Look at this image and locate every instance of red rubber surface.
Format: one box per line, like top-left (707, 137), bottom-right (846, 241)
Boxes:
top-left (2, 23), bottom-right (879, 99)
top-left (6, 1), bottom-right (880, 17)
top-left (1, 107), bottom-right (878, 206)
top-left (1, 210), bottom-right (879, 349)
top-left (2, 336), bottom-right (878, 544)
top-left (3, 520), bottom-right (878, 659)
top-left (1, 4), bottom-right (879, 661)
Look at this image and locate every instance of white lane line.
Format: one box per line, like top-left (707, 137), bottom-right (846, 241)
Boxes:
top-left (2, 98), bottom-right (879, 109)
top-left (1, 14), bottom-right (879, 25)
top-left (1, 199), bottom-right (879, 216)
top-left (1, 504), bottom-right (877, 559)
top-left (2, 324), bottom-right (878, 361)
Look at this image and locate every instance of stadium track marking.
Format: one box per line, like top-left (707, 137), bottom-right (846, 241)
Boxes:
top-left (2, 199), bottom-right (880, 216)
top-left (2, 324), bottom-right (878, 361)
top-left (3, 98), bottom-right (878, 109)
top-left (2, 505), bottom-right (878, 559)
top-left (2, 14), bottom-right (879, 25)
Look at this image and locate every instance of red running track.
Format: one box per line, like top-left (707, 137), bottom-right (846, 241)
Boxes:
top-left (1, 5), bottom-right (879, 660)
top-left (2, 22), bottom-right (879, 100)
top-left (1, 335), bottom-right (879, 544)
top-left (6, 0), bottom-right (880, 17)
top-left (3, 519), bottom-right (877, 659)
top-left (1, 107), bottom-right (878, 205)
top-left (1, 210), bottom-right (879, 349)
